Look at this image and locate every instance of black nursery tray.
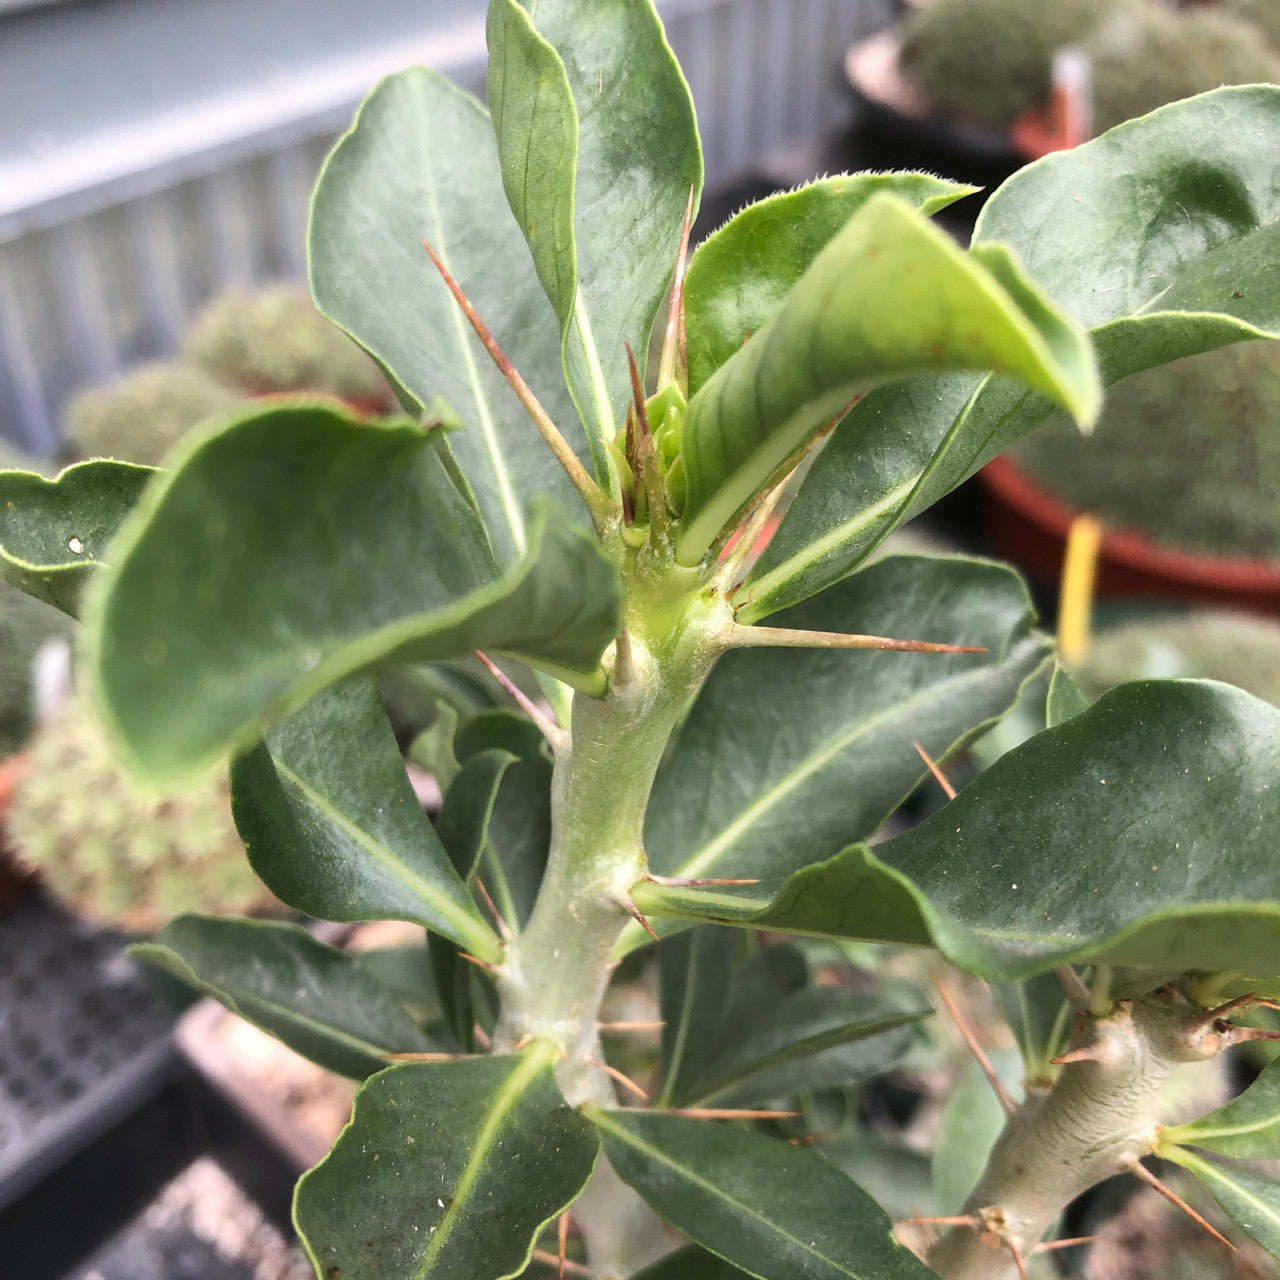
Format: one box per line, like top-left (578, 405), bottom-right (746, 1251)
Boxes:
top-left (0, 894), bottom-right (179, 1207)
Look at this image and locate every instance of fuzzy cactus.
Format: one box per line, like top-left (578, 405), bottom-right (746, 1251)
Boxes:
top-left (1012, 341), bottom-right (1280, 561)
top-left (6, 694), bottom-right (275, 933)
top-left (0, 584), bottom-right (72, 757)
top-left (1072, 612), bottom-right (1280, 709)
top-left (64, 361), bottom-right (247, 466)
top-left (898, 0), bottom-right (1124, 127)
top-left (1087, 6), bottom-right (1280, 135)
top-left (181, 285), bottom-right (392, 409)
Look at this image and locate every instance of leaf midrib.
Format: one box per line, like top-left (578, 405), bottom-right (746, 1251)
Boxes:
top-left (596, 1115), bottom-right (864, 1279)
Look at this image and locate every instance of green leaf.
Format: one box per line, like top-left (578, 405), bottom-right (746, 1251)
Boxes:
top-left (86, 402), bottom-right (622, 782)
top-left (308, 67), bottom-right (587, 563)
top-left (931, 1053), bottom-right (1022, 1215)
top-left (632, 1246), bottom-right (754, 1280)
top-left (673, 192), bottom-right (1100, 565)
top-left (456, 709), bottom-right (554, 928)
top-left (132, 915), bottom-right (432, 1079)
top-left (1046, 664), bottom-right (1089, 727)
top-left (436, 747), bottom-right (519, 882)
top-left (658, 927), bottom-right (739, 1108)
top-left (589, 1109), bottom-right (937, 1280)
top-left (230, 678), bottom-right (500, 961)
top-left (488, 0), bottom-right (702, 467)
top-left (635, 555), bottom-right (1049, 905)
top-left (684, 174), bottom-right (978, 397)
top-left (1165, 1058), bottom-right (1280, 1159)
top-left (676, 987), bottom-right (930, 1109)
top-left (296, 1045), bottom-right (600, 1280)
top-left (638, 681), bottom-right (1280, 988)
top-left (746, 86), bottom-right (1280, 619)
top-left (991, 974), bottom-right (1070, 1081)
top-left (1169, 1148), bottom-right (1280, 1260)
top-left (0, 461), bottom-right (154, 616)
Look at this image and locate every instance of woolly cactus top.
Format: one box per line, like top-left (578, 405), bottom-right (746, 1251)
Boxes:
top-left (1012, 341), bottom-right (1280, 562)
top-left (6, 695), bottom-right (275, 934)
top-left (181, 285), bottom-right (392, 408)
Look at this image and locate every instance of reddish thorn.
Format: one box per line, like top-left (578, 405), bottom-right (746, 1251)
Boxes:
top-left (913, 741), bottom-right (957, 801)
top-left (1127, 1159), bottom-right (1236, 1250)
top-left (932, 974), bottom-right (1017, 1117)
top-left (472, 875), bottom-right (512, 940)
top-left (459, 952), bottom-right (497, 974)
top-left (654, 1107), bottom-right (800, 1120)
top-left (587, 1057), bottom-right (650, 1101)
top-left (644, 873), bottom-right (760, 887)
top-left (616, 891), bottom-right (661, 942)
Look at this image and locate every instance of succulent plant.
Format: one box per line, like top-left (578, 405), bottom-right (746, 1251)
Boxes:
top-left (6, 694), bottom-right (275, 933)
top-left (898, 0), bottom-right (1123, 127)
top-left (64, 361), bottom-right (246, 466)
top-left (0, 584), bottom-right (72, 757)
top-left (1087, 6), bottom-right (1280, 135)
top-left (1012, 341), bottom-right (1280, 561)
top-left (181, 285), bottom-right (392, 409)
top-left (1072, 611), bottom-right (1280, 709)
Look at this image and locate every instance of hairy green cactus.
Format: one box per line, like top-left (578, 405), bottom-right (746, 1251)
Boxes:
top-left (1227, 0), bottom-right (1280, 52)
top-left (181, 285), bottom-right (392, 409)
top-left (1012, 341), bottom-right (1280, 561)
top-left (1087, 6), bottom-right (1280, 135)
top-left (64, 362), bottom-right (246, 466)
top-left (1073, 611), bottom-right (1280, 708)
top-left (6, 695), bottom-right (275, 933)
top-left (898, 0), bottom-right (1123, 127)
top-left (0, 584), bottom-right (72, 757)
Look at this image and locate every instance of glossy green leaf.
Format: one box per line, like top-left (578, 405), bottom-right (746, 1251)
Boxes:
top-left (746, 87), bottom-right (1280, 618)
top-left (676, 987), bottom-right (930, 1109)
top-left (86, 402), bottom-right (622, 782)
top-left (308, 67), bottom-right (587, 562)
top-left (658, 926), bottom-right (738, 1107)
top-left (456, 709), bottom-right (554, 928)
top-left (684, 174), bottom-right (978, 396)
top-left (932, 1053), bottom-right (1022, 1215)
top-left (0, 461), bottom-right (153, 616)
top-left (1165, 1058), bottom-right (1280, 1159)
top-left (631, 1246), bottom-right (753, 1280)
top-left (132, 915), bottom-right (432, 1079)
top-left (436, 747), bottom-right (518, 882)
top-left (673, 192), bottom-right (1100, 564)
top-left (1169, 1149), bottom-right (1280, 1260)
top-left (631, 555), bottom-right (1049, 929)
top-left (818, 1132), bottom-right (938, 1223)
top-left (590, 1109), bottom-right (937, 1280)
top-left (489, 0), bottom-right (701, 466)
top-left (296, 1045), bottom-right (600, 1280)
top-left (637, 681), bottom-right (1280, 988)
top-left (230, 678), bottom-right (500, 961)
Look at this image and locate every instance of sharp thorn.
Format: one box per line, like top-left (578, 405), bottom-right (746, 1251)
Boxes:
top-left (472, 874), bottom-right (513, 941)
top-left (598, 1020), bottom-right (666, 1032)
top-left (643, 873), bottom-right (761, 887)
top-left (1050, 1045), bottom-right (1107, 1066)
top-left (382, 1051), bottom-right (476, 1062)
top-left (511, 1034), bottom-right (532, 1053)
top-left (474, 650), bottom-right (566, 750)
top-left (1033, 1235), bottom-right (1099, 1253)
top-left (1007, 1239), bottom-right (1030, 1280)
top-left (558, 1212), bottom-right (569, 1280)
top-left (894, 1215), bottom-right (982, 1229)
top-left (932, 974), bottom-right (1018, 1116)
top-left (473, 1024), bottom-right (493, 1050)
top-left (1199, 993), bottom-right (1259, 1023)
top-left (530, 1248), bottom-right (591, 1278)
top-left (459, 952), bottom-right (497, 974)
top-left (659, 186), bottom-right (696, 389)
top-left (1126, 1159), bottom-right (1236, 1250)
top-left (613, 889), bottom-right (660, 942)
top-left (714, 474), bottom-right (789, 589)
top-left (587, 1057), bottom-right (650, 1102)
top-left (421, 240), bottom-right (608, 519)
top-left (1056, 964), bottom-right (1092, 1009)
top-left (913, 741), bottom-right (957, 801)
top-left (723, 625), bottom-right (987, 654)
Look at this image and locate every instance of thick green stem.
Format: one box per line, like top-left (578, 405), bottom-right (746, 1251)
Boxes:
top-left (929, 992), bottom-right (1221, 1280)
top-left (493, 565), bottom-right (727, 1107)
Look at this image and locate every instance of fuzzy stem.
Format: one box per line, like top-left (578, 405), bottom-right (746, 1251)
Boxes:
top-left (929, 992), bottom-right (1221, 1280)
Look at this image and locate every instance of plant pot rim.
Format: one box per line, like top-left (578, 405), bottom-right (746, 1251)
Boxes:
top-left (981, 452), bottom-right (1280, 596)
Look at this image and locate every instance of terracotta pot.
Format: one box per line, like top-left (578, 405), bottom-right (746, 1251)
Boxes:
top-left (979, 453), bottom-right (1280, 615)
top-left (0, 753), bottom-right (35, 917)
